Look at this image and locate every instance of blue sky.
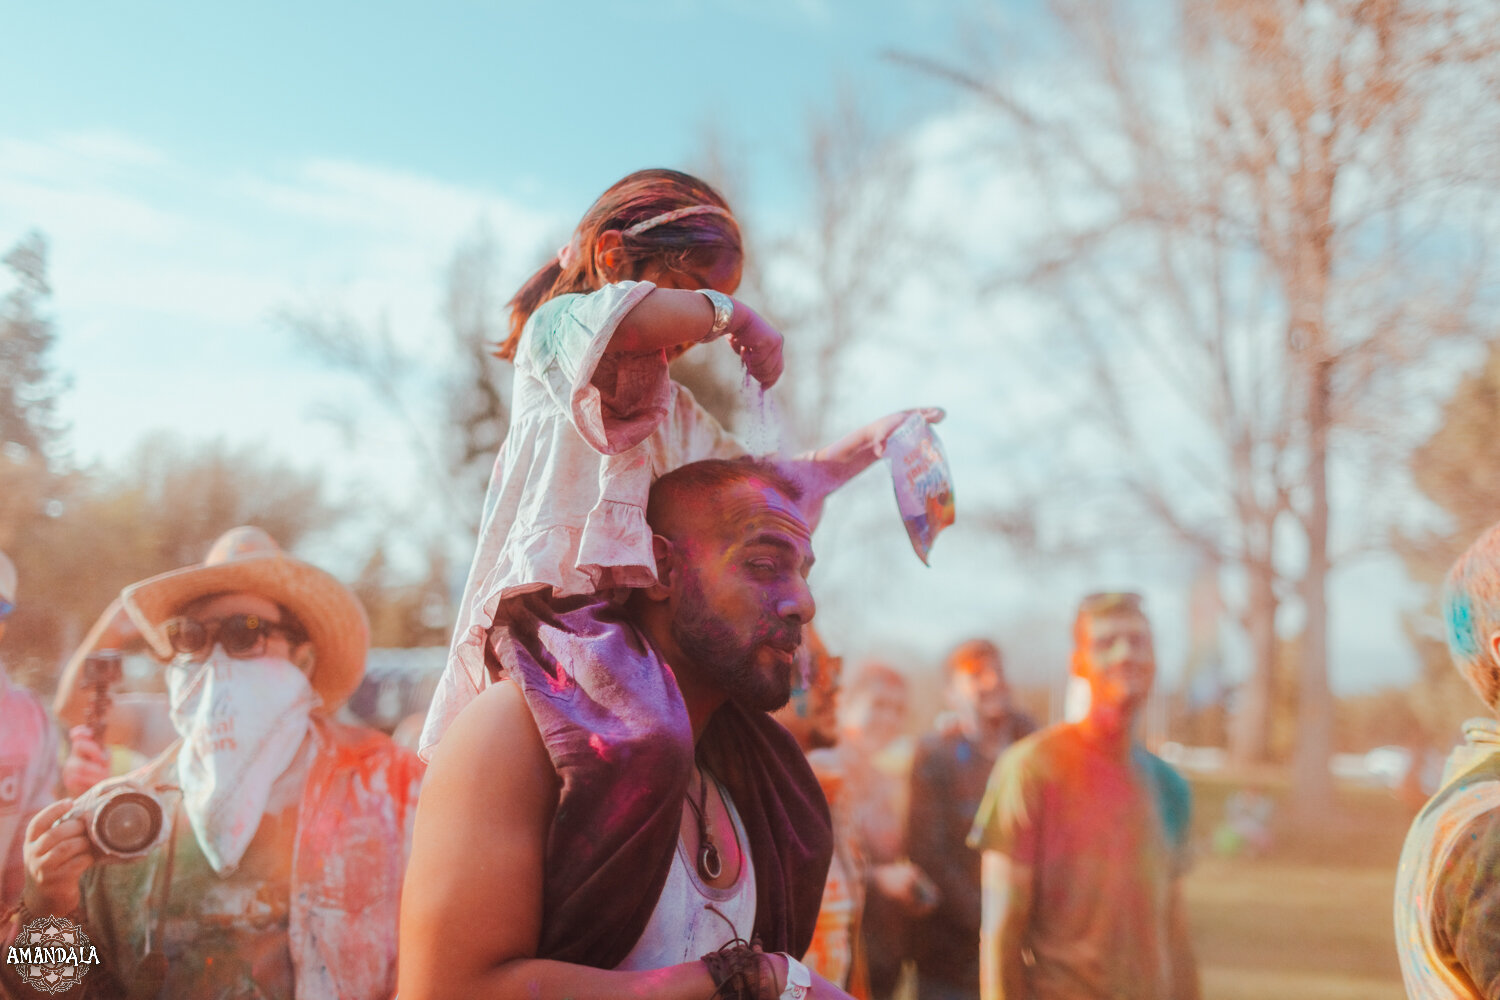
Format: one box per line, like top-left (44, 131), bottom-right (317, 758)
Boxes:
top-left (0, 0), bottom-right (1448, 700)
top-left (3, 1), bottom-right (960, 207)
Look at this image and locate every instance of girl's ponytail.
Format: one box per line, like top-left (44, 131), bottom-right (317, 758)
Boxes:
top-left (496, 257), bottom-right (564, 360)
top-left (499, 169), bottom-right (742, 361)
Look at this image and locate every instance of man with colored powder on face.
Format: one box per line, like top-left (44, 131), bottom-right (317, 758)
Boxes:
top-left (1395, 521), bottom-right (1500, 999)
top-left (400, 458), bottom-right (856, 1000)
top-left (909, 640), bottom-right (1037, 1000)
top-left (969, 593), bottom-right (1199, 1000)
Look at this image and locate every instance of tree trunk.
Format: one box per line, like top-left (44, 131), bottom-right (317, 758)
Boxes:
top-left (1291, 357), bottom-right (1337, 817)
top-left (1230, 561), bottom-right (1277, 765)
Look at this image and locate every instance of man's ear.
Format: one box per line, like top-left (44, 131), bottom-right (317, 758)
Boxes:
top-left (643, 534), bottom-right (676, 602)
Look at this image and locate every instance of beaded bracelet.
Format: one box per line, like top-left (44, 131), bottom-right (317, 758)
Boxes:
top-left (701, 936), bottom-right (777, 1000)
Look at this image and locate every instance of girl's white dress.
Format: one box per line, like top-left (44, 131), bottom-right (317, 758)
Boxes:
top-left (419, 280), bottom-right (744, 758)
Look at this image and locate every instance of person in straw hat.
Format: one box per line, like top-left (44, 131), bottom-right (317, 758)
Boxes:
top-left (0, 548), bottom-right (62, 913)
top-left (12, 526), bottom-right (423, 1000)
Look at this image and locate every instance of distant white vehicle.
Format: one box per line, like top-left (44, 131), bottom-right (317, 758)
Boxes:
top-left (1329, 745), bottom-right (1412, 787)
top-left (1158, 742), bottom-right (1228, 773)
top-left (1363, 745), bottom-right (1413, 787)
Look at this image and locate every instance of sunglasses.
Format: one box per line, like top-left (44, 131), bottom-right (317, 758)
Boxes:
top-left (164, 613), bottom-right (303, 659)
top-left (0, 598), bottom-right (13, 622)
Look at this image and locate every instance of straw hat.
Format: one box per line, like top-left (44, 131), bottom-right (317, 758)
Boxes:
top-left (122, 526), bottom-right (369, 713)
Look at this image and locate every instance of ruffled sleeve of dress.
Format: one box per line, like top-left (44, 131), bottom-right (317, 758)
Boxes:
top-left (525, 281), bottom-right (674, 455)
top-left (575, 382), bottom-right (749, 591)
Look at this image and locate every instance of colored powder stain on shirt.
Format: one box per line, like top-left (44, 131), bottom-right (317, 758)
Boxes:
top-left (804, 845), bottom-right (856, 987)
top-left (969, 724), bottom-right (1192, 1000)
top-left (1394, 725), bottom-right (1500, 999)
top-left (85, 803), bottom-right (299, 999)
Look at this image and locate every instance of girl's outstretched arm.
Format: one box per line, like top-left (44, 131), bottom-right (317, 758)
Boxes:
top-left (609, 290), bottom-right (784, 387)
top-left (773, 408), bottom-right (945, 527)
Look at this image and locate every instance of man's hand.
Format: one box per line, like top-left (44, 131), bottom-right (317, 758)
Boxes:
top-left (62, 726), bottom-right (111, 797)
top-left (22, 799), bottom-right (96, 917)
top-left (773, 407), bottom-right (946, 528)
top-left (726, 303), bottom-right (784, 388)
top-left (863, 407), bottom-right (946, 460)
top-left (980, 850), bottom-right (1034, 1000)
top-left (871, 860), bottom-right (939, 917)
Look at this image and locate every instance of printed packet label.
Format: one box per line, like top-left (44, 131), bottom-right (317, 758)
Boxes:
top-left (884, 413), bottom-right (955, 565)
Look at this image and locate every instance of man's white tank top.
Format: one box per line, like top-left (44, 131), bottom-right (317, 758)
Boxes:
top-left (615, 777), bottom-right (757, 969)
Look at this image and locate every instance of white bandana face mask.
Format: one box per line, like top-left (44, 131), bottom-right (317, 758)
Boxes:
top-left (167, 649), bottom-right (320, 875)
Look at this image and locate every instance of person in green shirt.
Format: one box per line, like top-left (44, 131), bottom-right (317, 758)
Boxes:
top-left (969, 592), bottom-right (1198, 1000)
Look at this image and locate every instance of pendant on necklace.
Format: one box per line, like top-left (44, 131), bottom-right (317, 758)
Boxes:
top-left (698, 840), bottom-right (722, 881)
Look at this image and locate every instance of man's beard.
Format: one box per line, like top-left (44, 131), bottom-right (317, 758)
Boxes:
top-left (670, 569), bottom-right (795, 713)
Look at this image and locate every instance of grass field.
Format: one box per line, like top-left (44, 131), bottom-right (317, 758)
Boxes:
top-left (1182, 777), bottom-right (1413, 1000)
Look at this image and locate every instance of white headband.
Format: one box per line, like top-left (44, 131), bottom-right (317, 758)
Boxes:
top-left (622, 204), bottom-right (736, 237)
top-left (556, 204), bottom-right (736, 270)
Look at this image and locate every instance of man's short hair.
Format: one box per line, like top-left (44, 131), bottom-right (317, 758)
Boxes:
top-left (646, 458), bottom-right (804, 535)
top-left (1442, 521), bottom-right (1500, 710)
top-left (944, 638), bottom-right (1003, 680)
top-left (1072, 591), bottom-right (1147, 649)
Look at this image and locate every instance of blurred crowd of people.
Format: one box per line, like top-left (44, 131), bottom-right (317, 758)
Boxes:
top-left (5, 510), bottom-right (1500, 999)
top-left (1, 518), bottom-right (1208, 1000)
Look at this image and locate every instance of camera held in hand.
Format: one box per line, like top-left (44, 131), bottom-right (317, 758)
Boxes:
top-left (66, 776), bottom-right (169, 861)
top-left (66, 648), bottom-right (169, 859)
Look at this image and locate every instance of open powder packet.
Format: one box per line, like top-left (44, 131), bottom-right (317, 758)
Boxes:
top-left (884, 413), bottom-right (956, 565)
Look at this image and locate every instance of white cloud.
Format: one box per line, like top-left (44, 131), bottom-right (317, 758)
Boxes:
top-left (0, 129), bottom-right (565, 552)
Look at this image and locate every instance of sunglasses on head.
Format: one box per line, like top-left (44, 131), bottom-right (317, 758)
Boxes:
top-left (164, 613), bottom-right (303, 659)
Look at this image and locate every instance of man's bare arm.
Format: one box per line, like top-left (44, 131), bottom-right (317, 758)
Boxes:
top-left (1167, 880), bottom-right (1201, 1000)
top-left (397, 680), bottom-right (852, 1000)
top-left (980, 850), bottom-right (1033, 1000)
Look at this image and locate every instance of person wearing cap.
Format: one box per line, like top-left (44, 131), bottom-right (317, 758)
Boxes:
top-left (1394, 521), bottom-right (1500, 999)
top-left (908, 640), bottom-right (1036, 1000)
top-left (13, 527), bottom-right (423, 1000)
top-left (969, 593), bottom-right (1199, 1000)
top-left (0, 549), bottom-right (61, 912)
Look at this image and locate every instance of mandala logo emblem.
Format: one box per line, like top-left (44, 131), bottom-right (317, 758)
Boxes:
top-left (6, 915), bottom-right (100, 994)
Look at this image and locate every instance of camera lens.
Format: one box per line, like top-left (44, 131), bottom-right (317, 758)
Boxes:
top-left (95, 792), bottom-right (163, 855)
